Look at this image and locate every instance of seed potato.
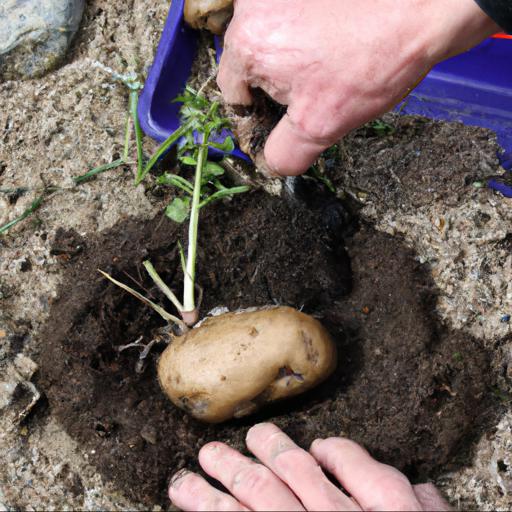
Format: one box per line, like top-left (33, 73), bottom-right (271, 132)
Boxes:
top-left (158, 306), bottom-right (337, 423)
top-left (184, 0), bottom-right (233, 34)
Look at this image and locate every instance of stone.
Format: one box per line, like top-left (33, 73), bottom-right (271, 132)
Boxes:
top-left (0, 0), bottom-right (85, 81)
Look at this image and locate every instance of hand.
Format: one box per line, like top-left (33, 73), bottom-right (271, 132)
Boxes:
top-left (218, 0), bottom-right (499, 176)
top-left (168, 423), bottom-right (451, 511)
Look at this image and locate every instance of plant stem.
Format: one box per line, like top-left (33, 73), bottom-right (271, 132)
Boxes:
top-left (142, 260), bottom-right (184, 312)
top-left (183, 139), bottom-right (208, 314)
top-left (136, 121), bottom-right (192, 185)
top-left (177, 241), bottom-right (187, 276)
top-left (123, 109), bottom-right (132, 162)
top-left (130, 90), bottom-right (144, 183)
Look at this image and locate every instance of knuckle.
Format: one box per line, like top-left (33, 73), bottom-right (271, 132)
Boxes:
top-left (289, 109), bottom-right (336, 144)
top-left (233, 464), bottom-right (272, 493)
top-left (196, 496), bottom-right (224, 512)
top-left (312, 438), bottom-right (366, 472)
top-left (372, 471), bottom-right (418, 511)
top-left (216, 63), bottom-right (230, 89)
top-left (378, 466), bottom-right (412, 488)
top-left (274, 446), bottom-right (312, 473)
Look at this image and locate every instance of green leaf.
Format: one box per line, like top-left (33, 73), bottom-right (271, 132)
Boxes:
top-left (213, 179), bottom-right (228, 191)
top-left (179, 155), bottom-right (197, 166)
top-left (203, 161), bottom-right (225, 182)
top-left (165, 197), bottom-right (191, 223)
top-left (209, 136), bottom-right (235, 153)
top-left (370, 119), bottom-right (395, 136)
top-left (199, 186), bottom-right (250, 208)
top-left (157, 173), bottom-right (194, 194)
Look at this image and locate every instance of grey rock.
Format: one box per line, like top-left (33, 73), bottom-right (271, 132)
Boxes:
top-left (0, 0), bottom-right (85, 81)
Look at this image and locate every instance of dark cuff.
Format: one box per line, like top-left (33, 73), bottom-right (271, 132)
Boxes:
top-left (474, 0), bottom-right (512, 33)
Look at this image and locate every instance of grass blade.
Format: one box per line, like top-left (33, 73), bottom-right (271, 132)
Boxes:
top-left (0, 193), bottom-right (48, 235)
top-left (73, 159), bottom-right (125, 184)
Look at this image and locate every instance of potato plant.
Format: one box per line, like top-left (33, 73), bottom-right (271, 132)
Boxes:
top-left (101, 88), bottom-right (337, 423)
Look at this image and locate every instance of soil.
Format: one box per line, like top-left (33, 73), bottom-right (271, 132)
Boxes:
top-left (39, 184), bottom-right (499, 507)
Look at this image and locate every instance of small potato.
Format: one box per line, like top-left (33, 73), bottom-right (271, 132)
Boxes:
top-left (184, 0), bottom-right (233, 34)
top-left (158, 306), bottom-right (337, 423)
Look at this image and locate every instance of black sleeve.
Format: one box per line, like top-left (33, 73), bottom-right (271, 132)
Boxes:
top-left (474, 0), bottom-right (512, 33)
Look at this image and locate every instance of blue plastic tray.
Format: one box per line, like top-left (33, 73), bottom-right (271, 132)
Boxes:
top-left (137, 0), bottom-right (247, 160)
top-left (138, 1), bottom-right (512, 196)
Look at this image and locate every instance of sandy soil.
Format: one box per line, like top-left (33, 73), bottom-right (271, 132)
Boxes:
top-left (0, 0), bottom-right (511, 510)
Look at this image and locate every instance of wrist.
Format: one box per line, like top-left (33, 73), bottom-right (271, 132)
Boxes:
top-left (425, 0), bottom-right (501, 62)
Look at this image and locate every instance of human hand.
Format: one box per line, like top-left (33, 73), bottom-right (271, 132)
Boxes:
top-left (169, 423), bottom-right (451, 511)
top-left (218, 0), bottom-right (499, 176)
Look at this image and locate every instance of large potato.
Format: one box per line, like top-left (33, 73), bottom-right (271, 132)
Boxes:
top-left (158, 306), bottom-right (337, 423)
top-left (184, 0), bottom-right (233, 34)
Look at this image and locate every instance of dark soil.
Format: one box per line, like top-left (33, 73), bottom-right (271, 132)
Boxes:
top-left (329, 113), bottom-right (502, 210)
top-left (38, 180), bottom-right (498, 507)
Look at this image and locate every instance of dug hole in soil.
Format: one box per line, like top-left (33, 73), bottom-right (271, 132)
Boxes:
top-left (39, 176), bottom-right (498, 507)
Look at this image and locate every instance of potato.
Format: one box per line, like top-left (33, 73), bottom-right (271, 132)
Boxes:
top-left (184, 0), bottom-right (233, 34)
top-left (158, 306), bottom-right (337, 423)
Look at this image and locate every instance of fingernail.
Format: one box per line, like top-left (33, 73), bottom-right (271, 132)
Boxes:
top-left (169, 469), bottom-right (190, 489)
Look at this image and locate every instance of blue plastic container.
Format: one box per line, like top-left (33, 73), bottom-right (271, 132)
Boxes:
top-left (138, 1), bottom-right (512, 195)
top-left (138, 0), bottom-right (195, 143)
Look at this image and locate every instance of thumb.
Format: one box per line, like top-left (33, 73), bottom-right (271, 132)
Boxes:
top-left (263, 112), bottom-right (333, 176)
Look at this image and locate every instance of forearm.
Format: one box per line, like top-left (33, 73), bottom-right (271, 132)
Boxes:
top-left (474, 0), bottom-right (512, 33)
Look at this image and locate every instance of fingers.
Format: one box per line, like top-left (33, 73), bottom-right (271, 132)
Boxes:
top-left (169, 470), bottom-right (248, 511)
top-left (217, 47), bottom-right (253, 106)
top-left (414, 483), bottom-right (452, 511)
top-left (310, 438), bottom-right (423, 512)
top-left (246, 423), bottom-right (359, 511)
top-left (263, 114), bottom-right (331, 176)
top-left (199, 441), bottom-right (305, 511)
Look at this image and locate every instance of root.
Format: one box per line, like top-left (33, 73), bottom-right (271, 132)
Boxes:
top-left (118, 335), bottom-right (170, 374)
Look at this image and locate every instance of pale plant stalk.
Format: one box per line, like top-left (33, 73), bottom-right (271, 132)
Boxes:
top-left (183, 136), bottom-right (209, 315)
top-left (142, 261), bottom-right (184, 312)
